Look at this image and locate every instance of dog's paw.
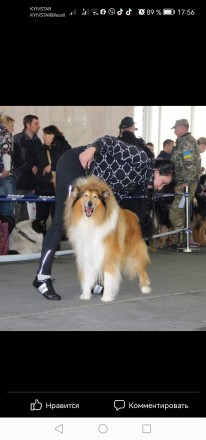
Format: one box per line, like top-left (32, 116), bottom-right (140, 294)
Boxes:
top-left (80, 292), bottom-right (92, 300)
top-left (140, 286), bottom-right (152, 294)
top-left (101, 294), bottom-right (114, 302)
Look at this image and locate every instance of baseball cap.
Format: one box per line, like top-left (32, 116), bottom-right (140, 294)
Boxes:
top-left (171, 119), bottom-right (189, 129)
top-left (119, 116), bottom-right (138, 129)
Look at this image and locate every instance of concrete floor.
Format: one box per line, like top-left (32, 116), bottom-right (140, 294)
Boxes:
top-left (1, 244), bottom-right (206, 331)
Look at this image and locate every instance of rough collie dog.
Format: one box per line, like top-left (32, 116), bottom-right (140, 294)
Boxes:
top-left (9, 219), bottom-right (46, 254)
top-left (64, 176), bottom-right (151, 302)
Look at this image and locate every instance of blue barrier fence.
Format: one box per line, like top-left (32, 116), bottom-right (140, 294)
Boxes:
top-left (1, 189), bottom-right (198, 261)
top-left (0, 193), bottom-right (175, 202)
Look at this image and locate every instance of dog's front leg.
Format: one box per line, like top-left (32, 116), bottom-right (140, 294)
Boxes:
top-left (79, 269), bottom-right (96, 300)
top-left (101, 269), bottom-right (121, 302)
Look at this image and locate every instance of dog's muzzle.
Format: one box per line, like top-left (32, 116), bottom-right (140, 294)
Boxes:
top-left (84, 201), bottom-right (94, 217)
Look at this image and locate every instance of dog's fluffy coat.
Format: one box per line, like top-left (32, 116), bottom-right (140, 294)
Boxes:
top-left (64, 176), bottom-right (151, 302)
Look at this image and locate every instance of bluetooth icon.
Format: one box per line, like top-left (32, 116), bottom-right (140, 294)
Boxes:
top-left (138, 9), bottom-right (145, 15)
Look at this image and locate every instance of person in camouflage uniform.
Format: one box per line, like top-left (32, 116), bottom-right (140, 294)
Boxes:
top-left (169, 119), bottom-right (201, 245)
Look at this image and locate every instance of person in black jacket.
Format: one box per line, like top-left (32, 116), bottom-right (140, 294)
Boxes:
top-left (13, 115), bottom-right (42, 223)
top-left (34, 125), bottom-right (71, 225)
top-left (118, 116), bottom-right (154, 158)
top-left (156, 139), bottom-right (174, 160)
top-left (117, 116), bottom-right (155, 241)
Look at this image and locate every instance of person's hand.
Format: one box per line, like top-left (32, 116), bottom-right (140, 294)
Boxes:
top-left (43, 164), bottom-right (51, 175)
top-left (79, 146), bottom-right (96, 169)
top-left (32, 165), bottom-right (38, 175)
top-left (193, 197), bottom-right (198, 206)
top-left (0, 170), bottom-right (9, 178)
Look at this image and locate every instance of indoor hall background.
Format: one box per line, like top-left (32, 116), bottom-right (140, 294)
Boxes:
top-left (1, 105), bottom-right (206, 165)
top-left (134, 106), bottom-right (206, 167)
top-left (0, 106), bottom-right (134, 147)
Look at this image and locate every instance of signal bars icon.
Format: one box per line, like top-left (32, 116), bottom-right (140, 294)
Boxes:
top-left (69, 9), bottom-right (77, 15)
top-left (82, 8), bottom-right (90, 15)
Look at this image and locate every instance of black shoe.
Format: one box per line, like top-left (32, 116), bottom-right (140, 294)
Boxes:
top-left (32, 276), bottom-right (61, 300)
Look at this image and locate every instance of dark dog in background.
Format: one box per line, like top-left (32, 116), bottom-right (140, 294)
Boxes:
top-left (151, 183), bottom-right (175, 250)
top-left (9, 219), bottom-right (46, 254)
top-left (192, 181), bottom-right (206, 246)
top-left (192, 205), bottom-right (206, 246)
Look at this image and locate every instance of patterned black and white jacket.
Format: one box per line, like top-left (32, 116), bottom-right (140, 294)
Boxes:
top-left (88, 135), bottom-right (154, 201)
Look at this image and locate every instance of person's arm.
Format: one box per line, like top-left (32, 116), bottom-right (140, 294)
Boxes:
top-left (79, 136), bottom-right (123, 169)
top-left (79, 136), bottom-right (134, 169)
top-left (79, 146), bottom-right (96, 169)
top-left (13, 135), bottom-right (27, 169)
top-left (180, 141), bottom-right (201, 185)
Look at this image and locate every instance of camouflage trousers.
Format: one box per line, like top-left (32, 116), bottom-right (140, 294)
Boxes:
top-left (169, 182), bottom-right (197, 230)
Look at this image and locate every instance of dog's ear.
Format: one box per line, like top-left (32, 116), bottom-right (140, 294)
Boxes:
top-left (102, 190), bottom-right (110, 199)
top-left (71, 186), bottom-right (80, 198)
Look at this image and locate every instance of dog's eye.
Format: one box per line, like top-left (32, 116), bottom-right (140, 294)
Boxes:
top-left (93, 195), bottom-right (97, 199)
top-left (84, 193), bottom-right (88, 198)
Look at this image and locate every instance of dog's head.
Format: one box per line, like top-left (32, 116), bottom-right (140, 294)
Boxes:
top-left (64, 176), bottom-right (117, 226)
top-left (71, 179), bottom-right (110, 218)
top-left (32, 219), bottom-right (47, 235)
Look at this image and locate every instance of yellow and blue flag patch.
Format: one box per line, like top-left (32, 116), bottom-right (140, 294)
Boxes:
top-left (183, 150), bottom-right (192, 160)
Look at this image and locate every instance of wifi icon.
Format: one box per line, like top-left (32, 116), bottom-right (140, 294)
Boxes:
top-left (91, 8), bottom-right (99, 15)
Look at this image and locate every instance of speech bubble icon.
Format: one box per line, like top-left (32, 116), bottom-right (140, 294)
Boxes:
top-left (114, 400), bottom-right (125, 411)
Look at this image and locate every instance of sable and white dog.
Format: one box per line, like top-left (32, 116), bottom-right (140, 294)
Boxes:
top-left (9, 219), bottom-right (46, 254)
top-left (64, 176), bottom-right (151, 302)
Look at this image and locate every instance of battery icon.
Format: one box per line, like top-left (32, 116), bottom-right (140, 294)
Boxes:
top-left (163, 8), bottom-right (175, 15)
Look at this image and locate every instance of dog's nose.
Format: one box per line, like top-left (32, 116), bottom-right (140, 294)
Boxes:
top-left (88, 201), bottom-right (93, 207)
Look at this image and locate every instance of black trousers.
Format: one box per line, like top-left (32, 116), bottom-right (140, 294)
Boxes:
top-left (36, 146), bottom-right (86, 276)
top-left (35, 194), bottom-right (56, 224)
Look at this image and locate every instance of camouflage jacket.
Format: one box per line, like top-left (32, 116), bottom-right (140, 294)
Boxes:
top-left (170, 132), bottom-right (201, 185)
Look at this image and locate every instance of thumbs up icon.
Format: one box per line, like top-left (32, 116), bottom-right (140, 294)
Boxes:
top-left (30, 399), bottom-right (43, 411)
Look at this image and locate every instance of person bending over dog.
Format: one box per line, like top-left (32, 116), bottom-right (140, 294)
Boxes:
top-left (32, 136), bottom-right (175, 300)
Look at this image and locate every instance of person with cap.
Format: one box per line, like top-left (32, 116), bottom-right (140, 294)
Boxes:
top-left (169, 119), bottom-right (201, 247)
top-left (32, 134), bottom-right (175, 300)
top-left (117, 116), bottom-right (155, 240)
top-left (118, 116), bottom-right (138, 137)
top-left (118, 116), bottom-right (155, 157)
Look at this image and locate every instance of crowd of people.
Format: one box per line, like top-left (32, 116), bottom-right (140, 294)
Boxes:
top-left (0, 112), bottom-right (205, 299)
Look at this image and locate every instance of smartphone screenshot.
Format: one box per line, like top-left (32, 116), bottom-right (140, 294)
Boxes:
top-left (0, 3), bottom-right (205, 440)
